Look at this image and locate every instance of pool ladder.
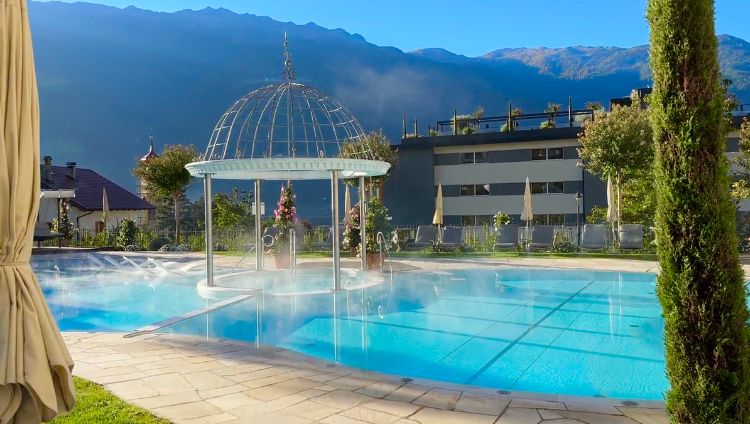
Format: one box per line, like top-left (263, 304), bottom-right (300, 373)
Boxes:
top-left (376, 232), bottom-right (393, 274)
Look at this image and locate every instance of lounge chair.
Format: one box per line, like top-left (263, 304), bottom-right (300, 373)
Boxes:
top-left (580, 224), bottom-right (607, 250)
top-left (33, 222), bottom-right (61, 247)
top-left (493, 225), bottom-right (519, 250)
top-left (619, 224), bottom-right (644, 250)
top-left (436, 226), bottom-right (463, 251)
top-left (405, 225), bottom-right (437, 251)
top-left (529, 225), bottom-right (555, 251)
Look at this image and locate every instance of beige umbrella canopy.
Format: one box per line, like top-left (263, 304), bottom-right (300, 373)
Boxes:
top-left (520, 176), bottom-right (533, 225)
top-left (432, 182), bottom-right (443, 226)
top-left (0, 0), bottom-right (76, 422)
top-left (343, 185), bottom-right (352, 225)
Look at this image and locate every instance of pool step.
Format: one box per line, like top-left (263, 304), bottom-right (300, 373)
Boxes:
top-left (124, 294), bottom-right (255, 338)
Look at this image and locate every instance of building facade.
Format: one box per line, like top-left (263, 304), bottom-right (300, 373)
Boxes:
top-left (39, 157), bottom-right (155, 231)
top-left (385, 97), bottom-right (750, 227)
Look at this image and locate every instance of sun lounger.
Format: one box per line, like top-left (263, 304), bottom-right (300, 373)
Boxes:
top-left (405, 225), bottom-right (437, 251)
top-left (493, 225), bottom-right (519, 250)
top-left (580, 224), bottom-right (607, 250)
top-left (529, 225), bottom-right (554, 251)
top-left (619, 224), bottom-right (644, 250)
top-left (437, 226), bottom-right (463, 251)
top-left (33, 222), bottom-right (62, 247)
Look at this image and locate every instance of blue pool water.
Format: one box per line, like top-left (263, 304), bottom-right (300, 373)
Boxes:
top-left (35, 254), bottom-right (667, 400)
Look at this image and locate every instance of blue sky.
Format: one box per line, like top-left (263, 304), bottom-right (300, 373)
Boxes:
top-left (37, 0), bottom-right (750, 56)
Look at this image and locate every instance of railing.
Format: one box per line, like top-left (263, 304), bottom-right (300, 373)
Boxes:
top-left (430, 109), bottom-right (596, 137)
top-left (39, 226), bottom-right (334, 252)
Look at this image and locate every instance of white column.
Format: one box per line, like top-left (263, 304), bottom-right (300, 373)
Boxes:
top-left (254, 179), bottom-right (263, 271)
top-left (331, 170), bottom-right (341, 291)
top-left (359, 176), bottom-right (366, 271)
top-left (204, 174), bottom-right (214, 286)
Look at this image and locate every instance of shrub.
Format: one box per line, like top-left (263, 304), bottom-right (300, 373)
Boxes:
top-left (116, 219), bottom-right (140, 247)
top-left (188, 234), bottom-right (205, 252)
top-left (148, 236), bottom-right (171, 251)
top-left (552, 231), bottom-right (576, 253)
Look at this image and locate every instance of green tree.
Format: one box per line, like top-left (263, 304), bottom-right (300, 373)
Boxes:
top-left (213, 188), bottom-right (253, 230)
top-left (578, 103), bottom-right (654, 225)
top-left (730, 118), bottom-right (750, 200)
top-left (116, 219), bottom-right (140, 247)
top-left (133, 145), bottom-right (196, 243)
top-left (648, 0), bottom-right (750, 421)
top-left (339, 130), bottom-right (398, 199)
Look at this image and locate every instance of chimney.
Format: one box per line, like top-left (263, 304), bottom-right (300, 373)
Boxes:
top-left (42, 156), bottom-right (52, 181)
top-left (65, 162), bottom-right (77, 179)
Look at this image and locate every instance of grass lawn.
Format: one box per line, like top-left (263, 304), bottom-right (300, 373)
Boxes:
top-left (51, 377), bottom-right (171, 424)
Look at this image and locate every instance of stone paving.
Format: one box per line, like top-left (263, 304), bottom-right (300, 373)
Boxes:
top-left (63, 332), bottom-right (668, 424)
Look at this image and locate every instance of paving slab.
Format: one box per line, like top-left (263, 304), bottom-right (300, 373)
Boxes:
top-left (63, 329), bottom-right (668, 424)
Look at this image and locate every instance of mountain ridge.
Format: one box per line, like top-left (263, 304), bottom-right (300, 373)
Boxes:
top-left (28, 1), bottom-right (750, 216)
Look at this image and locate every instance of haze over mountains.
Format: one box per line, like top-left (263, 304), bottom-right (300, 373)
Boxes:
top-left (30, 1), bottom-right (750, 215)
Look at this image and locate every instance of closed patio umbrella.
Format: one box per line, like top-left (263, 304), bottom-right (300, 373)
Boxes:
top-left (343, 184), bottom-right (352, 225)
top-left (102, 187), bottom-right (110, 231)
top-left (521, 177), bottom-right (533, 250)
top-left (432, 182), bottom-right (443, 227)
top-left (0, 0), bottom-right (76, 421)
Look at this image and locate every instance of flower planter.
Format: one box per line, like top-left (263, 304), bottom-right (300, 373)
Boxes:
top-left (349, 247), bottom-right (358, 257)
top-left (271, 253), bottom-right (290, 269)
top-left (366, 252), bottom-right (384, 270)
top-left (59, 239), bottom-right (70, 247)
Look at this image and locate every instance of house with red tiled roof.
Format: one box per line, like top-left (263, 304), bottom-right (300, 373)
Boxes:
top-left (38, 157), bottom-right (155, 231)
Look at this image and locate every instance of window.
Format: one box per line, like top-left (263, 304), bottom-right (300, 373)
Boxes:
top-left (548, 181), bottom-right (564, 194)
top-left (476, 215), bottom-right (493, 225)
top-left (531, 182), bottom-right (547, 194)
top-left (475, 184), bottom-right (490, 196)
top-left (548, 147), bottom-right (564, 159)
top-left (460, 152), bottom-right (488, 164)
top-left (533, 214), bottom-right (565, 225)
top-left (460, 185), bottom-right (475, 196)
top-left (531, 149), bottom-right (547, 160)
top-left (461, 215), bottom-right (492, 226)
top-left (548, 214), bottom-right (565, 225)
top-left (460, 184), bottom-right (489, 196)
top-left (461, 216), bottom-right (476, 226)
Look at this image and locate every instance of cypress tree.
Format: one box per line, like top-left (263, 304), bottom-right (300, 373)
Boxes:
top-left (647, 0), bottom-right (750, 421)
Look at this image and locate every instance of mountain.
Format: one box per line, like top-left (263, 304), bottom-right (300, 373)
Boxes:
top-left (28, 1), bottom-right (750, 219)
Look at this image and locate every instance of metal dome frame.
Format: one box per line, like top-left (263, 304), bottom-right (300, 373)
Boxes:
top-left (187, 34), bottom-right (389, 291)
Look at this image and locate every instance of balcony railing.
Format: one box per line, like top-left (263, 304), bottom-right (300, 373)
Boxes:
top-left (429, 109), bottom-right (596, 137)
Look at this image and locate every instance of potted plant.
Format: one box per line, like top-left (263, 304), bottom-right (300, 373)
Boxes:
top-left (268, 184), bottom-right (296, 268)
top-left (493, 211), bottom-right (511, 231)
top-left (360, 198), bottom-right (393, 270)
top-left (342, 205), bottom-right (361, 256)
top-left (542, 102), bottom-right (561, 129)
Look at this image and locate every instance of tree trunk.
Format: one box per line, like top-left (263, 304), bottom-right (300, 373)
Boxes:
top-left (648, 0), bottom-right (750, 421)
top-left (174, 193), bottom-right (181, 244)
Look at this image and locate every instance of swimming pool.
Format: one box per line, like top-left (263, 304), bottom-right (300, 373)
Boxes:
top-left (36, 254), bottom-right (667, 400)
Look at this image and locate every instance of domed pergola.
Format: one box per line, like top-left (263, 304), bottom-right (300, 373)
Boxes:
top-left (186, 34), bottom-right (390, 290)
